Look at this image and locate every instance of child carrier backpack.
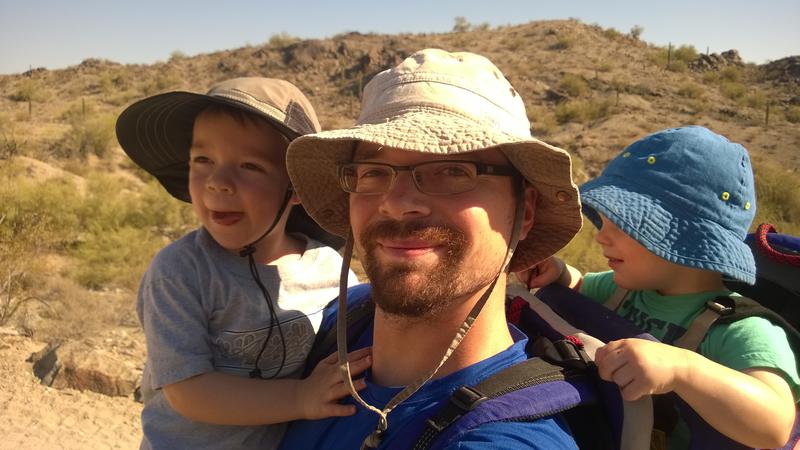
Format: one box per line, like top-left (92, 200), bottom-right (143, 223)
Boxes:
top-left (535, 224), bottom-right (800, 450)
top-left (305, 284), bottom-right (653, 450)
top-left (723, 223), bottom-right (800, 332)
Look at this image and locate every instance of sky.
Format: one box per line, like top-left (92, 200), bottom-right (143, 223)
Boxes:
top-left (1, 0), bottom-right (798, 75)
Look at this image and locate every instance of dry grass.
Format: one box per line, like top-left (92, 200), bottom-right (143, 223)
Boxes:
top-left (1, 19), bottom-right (798, 341)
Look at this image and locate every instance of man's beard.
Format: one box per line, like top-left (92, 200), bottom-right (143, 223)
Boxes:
top-left (359, 219), bottom-right (498, 318)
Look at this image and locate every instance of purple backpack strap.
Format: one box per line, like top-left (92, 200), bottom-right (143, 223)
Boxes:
top-left (411, 357), bottom-right (601, 450)
top-left (535, 284), bottom-right (657, 342)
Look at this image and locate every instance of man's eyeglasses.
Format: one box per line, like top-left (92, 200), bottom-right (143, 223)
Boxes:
top-left (337, 160), bottom-right (517, 195)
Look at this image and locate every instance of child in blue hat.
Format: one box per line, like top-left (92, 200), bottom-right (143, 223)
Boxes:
top-left (520, 126), bottom-right (798, 449)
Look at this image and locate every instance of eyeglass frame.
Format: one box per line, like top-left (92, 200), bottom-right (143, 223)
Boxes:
top-left (336, 160), bottom-right (519, 196)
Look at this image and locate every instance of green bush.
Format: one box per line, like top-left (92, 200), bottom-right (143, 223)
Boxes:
top-left (667, 60), bottom-right (688, 73)
top-left (555, 99), bottom-right (613, 124)
top-left (738, 91), bottom-right (767, 109)
top-left (268, 32), bottom-right (300, 48)
top-left (702, 71), bottom-right (720, 84)
top-left (70, 226), bottom-right (167, 289)
top-left (53, 113), bottom-right (116, 159)
top-left (603, 28), bottom-right (623, 40)
top-left (1, 164), bottom-right (196, 291)
top-left (720, 82), bottom-right (746, 100)
top-left (752, 160), bottom-right (800, 235)
top-left (9, 79), bottom-right (45, 102)
top-left (560, 74), bottom-right (589, 97)
top-left (672, 45), bottom-right (698, 63)
top-left (785, 106), bottom-right (800, 124)
top-left (719, 66), bottom-right (743, 82)
top-left (549, 36), bottom-right (573, 50)
top-left (677, 82), bottom-right (704, 99)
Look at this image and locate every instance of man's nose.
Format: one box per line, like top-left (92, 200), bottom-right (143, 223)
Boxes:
top-left (377, 170), bottom-right (431, 220)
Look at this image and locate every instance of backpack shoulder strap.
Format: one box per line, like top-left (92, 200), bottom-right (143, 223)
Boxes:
top-left (674, 295), bottom-right (800, 352)
top-left (604, 286), bottom-right (630, 312)
top-left (412, 357), bottom-right (594, 450)
top-left (673, 298), bottom-right (736, 350)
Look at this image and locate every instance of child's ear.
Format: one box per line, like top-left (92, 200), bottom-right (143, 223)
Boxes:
top-left (288, 186), bottom-right (301, 205)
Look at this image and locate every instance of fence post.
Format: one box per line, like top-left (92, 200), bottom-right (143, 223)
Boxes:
top-left (765, 102), bottom-right (770, 129)
top-left (667, 42), bottom-right (672, 70)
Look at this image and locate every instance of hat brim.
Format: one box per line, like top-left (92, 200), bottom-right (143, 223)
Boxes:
top-left (116, 91), bottom-right (301, 201)
top-left (286, 110), bottom-right (583, 271)
top-left (580, 180), bottom-right (756, 284)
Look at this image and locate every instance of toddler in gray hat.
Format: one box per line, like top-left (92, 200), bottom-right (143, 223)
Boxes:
top-left (116, 78), bottom-right (368, 450)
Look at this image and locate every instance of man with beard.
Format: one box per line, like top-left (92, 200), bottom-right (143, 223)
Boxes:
top-left (278, 49), bottom-right (583, 449)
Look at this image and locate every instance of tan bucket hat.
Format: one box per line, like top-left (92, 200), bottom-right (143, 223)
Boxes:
top-left (116, 77), bottom-right (321, 202)
top-left (286, 49), bottom-right (582, 271)
top-left (115, 77), bottom-right (343, 248)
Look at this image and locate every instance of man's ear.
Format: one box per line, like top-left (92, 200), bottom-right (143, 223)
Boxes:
top-left (519, 184), bottom-right (537, 241)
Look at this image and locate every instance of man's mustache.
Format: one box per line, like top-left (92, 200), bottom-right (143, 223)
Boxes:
top-left (360, 220), bottom-right (466, 249)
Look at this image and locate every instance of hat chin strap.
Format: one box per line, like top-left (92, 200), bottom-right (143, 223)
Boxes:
top-left (337, 180), bottom-right (526, 450)
top-left (239, 186), bottom-right (294, 379)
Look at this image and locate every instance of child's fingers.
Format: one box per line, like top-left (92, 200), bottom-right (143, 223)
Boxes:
top-left (317, 403), bottom-right (358, 419)
top-left (346, 346), bottom-right (372, 361)
top-left (347, 354), bottom-right (372, 376)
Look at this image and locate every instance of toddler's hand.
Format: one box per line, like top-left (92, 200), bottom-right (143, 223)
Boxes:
top-left (298, 347), bottom-right (372, 420)
top-left (516, 256), bottom-right (566, 289)
top-left (595, 339), bottom-right (689, 401)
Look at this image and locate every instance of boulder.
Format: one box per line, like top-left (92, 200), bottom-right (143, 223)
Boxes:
top-left (27, 328), bottom-right (145, 397)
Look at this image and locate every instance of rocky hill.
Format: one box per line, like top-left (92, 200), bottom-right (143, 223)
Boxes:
top-left (0, 20), bottom-right (798, 448)
top-left (2, 20), bottom-right (799, 175)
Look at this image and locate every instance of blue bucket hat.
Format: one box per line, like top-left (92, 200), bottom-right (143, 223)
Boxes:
top-left (580, 126), bottom-right (757, 284)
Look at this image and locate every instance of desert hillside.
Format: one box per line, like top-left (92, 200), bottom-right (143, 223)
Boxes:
top-left (0, 19), bottom-right (798, 448)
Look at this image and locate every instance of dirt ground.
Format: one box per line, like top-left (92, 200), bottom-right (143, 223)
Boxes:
top-left (0, 329), bottom-right (142, 450)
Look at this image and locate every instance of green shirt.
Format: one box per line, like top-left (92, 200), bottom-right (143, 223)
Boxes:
top-left (581, 271), bottom-right (799, 449)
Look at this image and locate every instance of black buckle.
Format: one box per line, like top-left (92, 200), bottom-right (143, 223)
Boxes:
top-left (450, 386), bottom-right (488, 412)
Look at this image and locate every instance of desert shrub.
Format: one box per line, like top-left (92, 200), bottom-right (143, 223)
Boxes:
top-left (649, 44), bottom-right (698, 69)
top-left (53, 113), bottom-right (116, 159)
top-left (268, 32), bottom-right (300, 48)
top-left (549, 36), bottom-right (573, 50)
top-left (677, 82), bottom-right (704, 99)
top-left (70, 226), bottom-right (167, 289)
top-left (672, 45), bottom-right (698, 63)
top-left (9, 78), bottom-right (45, 102)
top-left (560, 74), bottom-right (589, 97)
top-left (555, 99), bottom-right (613, 124)
top-left (738, 91), bottom-right (767, 109)
top-left (597, 61), bottom-right (613, 73)
top-left (667, 60), bottom-right (688, 73)
top-left (702, 71), bottom-right (720, 84)
top-left (720, 81), bottom-right (746, 100)
top-left (785, 106), bottom-right (800, 124)
top-left (719, 66), bottom-right (743, 82)
top-left (603, 27), bottom-right (623, 40)
top-left (141, 72), bottom-right (181, 96)
top-left (68, 175), bottom-right (195, 289)
top-left (752, 160), bottom-right (800, 235)
top-left (527, 105), bottom-right (558, 137)
top-left (0, 113), bottom-right (24, 159)
top-left (98, 69), bottom-right (130, 96)
top-left (629, 25), bottom-right (644, 40)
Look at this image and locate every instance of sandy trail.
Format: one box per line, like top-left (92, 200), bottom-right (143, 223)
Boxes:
top-left (0, 330), bottom-right (142, 450)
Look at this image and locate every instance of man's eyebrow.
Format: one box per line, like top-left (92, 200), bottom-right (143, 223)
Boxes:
top-left (353, 145), bottom-right (384, 161)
